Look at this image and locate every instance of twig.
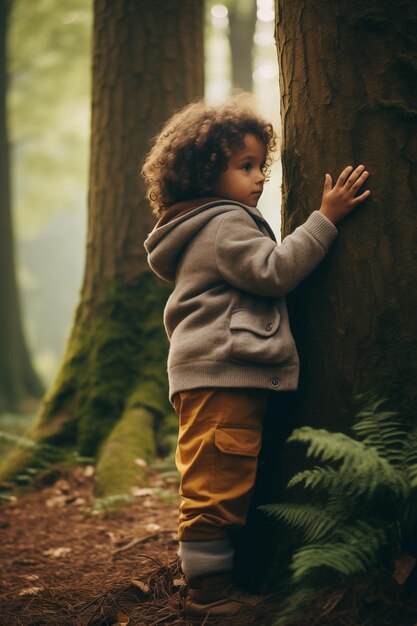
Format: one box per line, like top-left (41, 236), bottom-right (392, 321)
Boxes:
top-left (113, 529), bottom-right (176, 555)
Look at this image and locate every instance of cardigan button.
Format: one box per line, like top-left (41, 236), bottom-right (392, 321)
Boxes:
top-left (265, 323), bottom-right (273, 331)
top-left (271, 377), bottom-right (280, 388)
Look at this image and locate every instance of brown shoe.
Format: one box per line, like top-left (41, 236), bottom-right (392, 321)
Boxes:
top-left (180, 572), bottom-right (262, 619)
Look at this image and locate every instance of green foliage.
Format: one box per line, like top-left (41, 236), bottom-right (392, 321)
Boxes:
top-left (261, 397), bottom-right (417, 623)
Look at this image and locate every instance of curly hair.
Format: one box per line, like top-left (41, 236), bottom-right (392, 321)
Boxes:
top-left (141, 93), bottom-right (277, 218)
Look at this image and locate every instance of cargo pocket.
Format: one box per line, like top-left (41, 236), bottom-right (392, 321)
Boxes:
top-left (214, 425), bottom-right (262, 494)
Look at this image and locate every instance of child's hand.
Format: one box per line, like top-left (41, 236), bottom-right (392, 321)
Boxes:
top-left (319, 164), bottom-right (371, 225)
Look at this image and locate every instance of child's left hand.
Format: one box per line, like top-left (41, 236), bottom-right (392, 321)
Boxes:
top-left (319, 164), bottom-right (371, 225)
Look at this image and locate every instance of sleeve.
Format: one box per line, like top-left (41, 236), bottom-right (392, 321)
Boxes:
top-left (214, 210), bottom-right (338, 297)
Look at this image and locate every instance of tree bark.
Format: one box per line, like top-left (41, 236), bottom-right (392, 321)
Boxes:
top-left (276, 0), bottom-right (417, 435)
top-left (0, 0), bottom-right (204, 495)
top-left (0, 0), bottom-right (43, 412)
top-left (236, 0), bottom-right (417, 591)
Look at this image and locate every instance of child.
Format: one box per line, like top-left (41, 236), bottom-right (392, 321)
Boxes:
top-left (142, 94), bottom-right (370, 619)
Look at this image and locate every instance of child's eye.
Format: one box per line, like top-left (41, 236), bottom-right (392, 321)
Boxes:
top-left (241, 163), bottom-right (251, 171)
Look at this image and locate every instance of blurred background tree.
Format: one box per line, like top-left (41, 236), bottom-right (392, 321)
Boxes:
top-left (0, 0), bottom-right (205, 494)
top-left (0, 0), bottom-right (43, 413)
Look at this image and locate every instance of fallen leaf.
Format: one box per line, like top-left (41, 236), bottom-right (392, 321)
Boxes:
top-left (73, 497), bottom-right (87, 506)
top-left (54, 479), bottom-right (70, 494)
top-left (44, 547), bottom-right (72, 558)
top-left (145, 522), bottom-right (161, 533)
top-left (45, 495), bottom-right (67, 508)
top-left (84, 465), bottom-right (95, 478)
top-left (130, 579), bottom-right (151, 595)
top-left (134, 458), bottom-right (148, 468)
top-left (19, 585), bottom-right (43, 596)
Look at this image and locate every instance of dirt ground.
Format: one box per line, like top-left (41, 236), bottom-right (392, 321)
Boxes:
top-left (1, 463), bottom-right (417, 626)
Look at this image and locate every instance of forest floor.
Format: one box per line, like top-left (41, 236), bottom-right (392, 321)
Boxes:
top-left (1, 461), bottom-right (417, 626)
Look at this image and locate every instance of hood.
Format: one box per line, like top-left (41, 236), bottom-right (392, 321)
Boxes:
top-left (143, 197), bottom-right (273, 282)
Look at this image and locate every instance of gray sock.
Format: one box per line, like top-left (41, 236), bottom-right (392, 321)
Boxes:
top-left (178, 538), bottom-right (234, 579)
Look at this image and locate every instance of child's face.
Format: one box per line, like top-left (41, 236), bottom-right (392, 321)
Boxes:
top-left (212, 133), bottom-right (267, 207)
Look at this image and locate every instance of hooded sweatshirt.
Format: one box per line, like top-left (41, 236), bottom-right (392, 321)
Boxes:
top-left (144, 199), bottom-right (338, 401)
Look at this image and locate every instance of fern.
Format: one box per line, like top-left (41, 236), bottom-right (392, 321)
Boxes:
top-left (352, 405), bottom-right (407, 465)
top-left (288, 427), bottom-right (409, 498)
top-left (287, 465), bottom-right (341, 491)
top-left (261, 502), bottom-right (338, 542)
top-left (264, 397), bottom-right (417, 624)
top-left (291, 521), bottom-right (388, 582)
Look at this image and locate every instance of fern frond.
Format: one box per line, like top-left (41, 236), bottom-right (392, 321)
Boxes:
top-left (403, 429), bottom-right (417, 472)
top-left (352, 406), bottom-right (407, 465)
top-left (288, 427), bottom-right (409, 498)
top-left (288, 466), bottom-right (341, 491)
top-left (290, 521), bottom-right (388, 582)
top-left (407, 464), bottom-right (417, 488)
top-left (260, 502), bottom-right (339, 542)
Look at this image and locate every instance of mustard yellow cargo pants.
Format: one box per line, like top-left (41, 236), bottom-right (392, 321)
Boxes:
top-left (172, 388), bottom-right (269, 542)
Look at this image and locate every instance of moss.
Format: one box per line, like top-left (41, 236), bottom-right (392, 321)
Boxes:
top-left (94, 404), bottom-right (155, 497)
top-left (0, 271), bottom-right (172, 484)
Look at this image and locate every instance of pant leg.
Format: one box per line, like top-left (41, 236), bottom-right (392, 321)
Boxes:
top-left (173, 388), bottom-right (269, 542)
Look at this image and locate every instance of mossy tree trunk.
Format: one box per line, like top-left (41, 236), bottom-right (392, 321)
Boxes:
top-left (0, 0), bottom-right (43, 412)
top-left (277, 0), bottom-right (417, 436)
top-left (0, 0), bottom-right (204, 495)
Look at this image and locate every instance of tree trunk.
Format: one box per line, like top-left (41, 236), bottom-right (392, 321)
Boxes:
top-left (0, 0), bottom-right (204, 495)
top-left (229, 0), bottom-right (257, 92)
top-left (0, 0), bottom-right (43, 412)
top-left (276, 0), bottom-right (417, 435)
top-left (236, 0), bottom-right (417, 591)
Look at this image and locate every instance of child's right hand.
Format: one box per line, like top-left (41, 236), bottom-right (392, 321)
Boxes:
top-left (319, 164), bottom-right (371, 225)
